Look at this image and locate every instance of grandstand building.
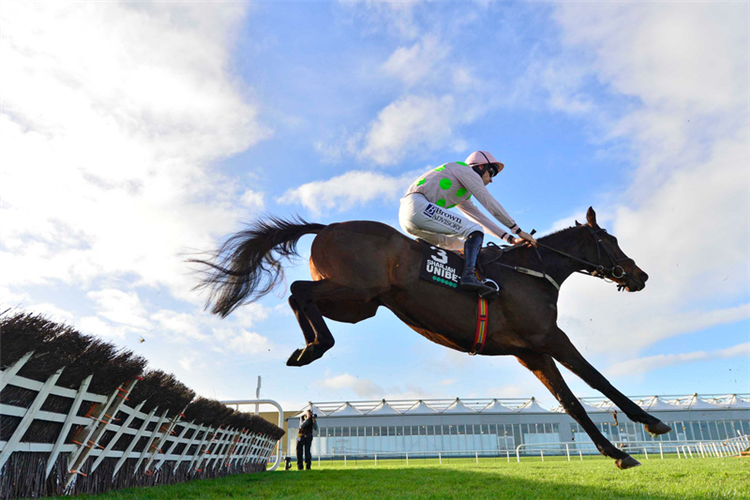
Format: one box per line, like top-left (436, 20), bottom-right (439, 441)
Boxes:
top-left (287, 394), bottom-right (750, 457)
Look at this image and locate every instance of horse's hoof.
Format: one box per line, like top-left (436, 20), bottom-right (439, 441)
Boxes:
top-left (615, 456), bottom-right (641, 469)
top-left (645, 421), bottom-right (672, 437)
top-left (286, 349), bottom-right (305, 367)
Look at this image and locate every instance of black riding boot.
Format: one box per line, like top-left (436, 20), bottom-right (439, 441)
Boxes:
top-left (460, 232), bottom-right (495, 295)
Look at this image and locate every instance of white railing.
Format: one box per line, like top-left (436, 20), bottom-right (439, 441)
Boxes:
top-left (220, 399), bottom-right (285, 471)
top-left (307, 449), bottom-right (516, 467)
top-left (287, 436), bottom-right (750, 467)
top-left (514, 438), bottom-right (750, 462)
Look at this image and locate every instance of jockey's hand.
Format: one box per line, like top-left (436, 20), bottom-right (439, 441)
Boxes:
top-left (517, 230), bottom-right (537, 247)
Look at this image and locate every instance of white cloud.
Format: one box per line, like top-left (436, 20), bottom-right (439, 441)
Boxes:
top-left (318, 373), bottom-right (385, 399)
top-left (343, 1), bottom-right (420, 41)
top-left (607, 342), bottom-right (750, 377)
top-left (548, 2), bottom-right (749, 359)
top-left (227, 330), bottom-right (274, 355)
top-left (88, 289), bottom-right (151, 330)
top-left (281, 170), bottom-right (417, 216)
top-left (151, 309), bottom-right (209, 342)
top-left (212, 325), bottom-right (281, 357)
top-left (79, 315), bottom-right (130, 340)
top-left (0, 3), bottom-right (268, 303)
top-left (240, 189), bottom-right (265, 210)
top-left (361, 94), bottom-right (466, 165)
top-left (232, 302), bottom-right (271, 328)
top-left (382, 35), bottom-right (448, 87)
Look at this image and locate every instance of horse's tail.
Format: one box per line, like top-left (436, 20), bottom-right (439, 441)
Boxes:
top-left (191, 216), bottom-right (326, 317)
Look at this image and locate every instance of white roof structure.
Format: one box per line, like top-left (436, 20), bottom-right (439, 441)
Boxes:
top-left (293, 403), bottom-right (328, 418)
top-left (516, 397), bottom-right (549, 413)
top-left (637, 396), bottom-right (681, 411)
top-left (299, 393), bottom-right (749, 417)
top-left (481, 399), bottom-right (516, 413)
top-left (366, 400), bottom-right (401, 416)
top-left (442, 398), bottom-right (477, 414)
top-left (329, 402), bottom-right (363, 417)
top-left (724, 394), bottom-right (750, 409)
top-left (553, 399), bottom-right (607, 413)
top-left (404, 400), bottom-right (439, 414)
top-left (579, 399), bottom-right (607, 412)
top-left (680, 394), bottom-right (723, 410)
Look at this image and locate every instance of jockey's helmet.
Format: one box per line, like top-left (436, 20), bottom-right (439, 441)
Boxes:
top-left (465, 151), bottom-right (503, 178)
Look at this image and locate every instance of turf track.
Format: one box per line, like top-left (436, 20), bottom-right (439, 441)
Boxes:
top-left (63, 456), bottom-right (749, 500)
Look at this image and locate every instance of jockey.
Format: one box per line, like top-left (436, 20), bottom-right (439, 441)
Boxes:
top-left (399, 151), bottom-right (537, 295)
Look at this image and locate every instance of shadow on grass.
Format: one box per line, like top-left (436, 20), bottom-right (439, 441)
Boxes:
top-left (61, 460), bottom-right (749, 500)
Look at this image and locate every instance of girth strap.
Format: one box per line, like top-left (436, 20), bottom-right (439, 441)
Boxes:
top-left (470, 296), bottom-right (489, 355)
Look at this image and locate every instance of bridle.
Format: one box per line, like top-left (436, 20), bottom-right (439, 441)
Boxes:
top-left (535, 225), bottom-right (633, 291)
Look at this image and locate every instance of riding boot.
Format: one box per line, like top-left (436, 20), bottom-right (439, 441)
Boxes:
top-left (460, 232), bottom-right (496, 295)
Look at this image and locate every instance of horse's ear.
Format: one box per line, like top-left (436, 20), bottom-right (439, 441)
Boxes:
top-left (586, 207), bottom-right (599, 228)
top-left (575, 220), bottom-right (582, 227)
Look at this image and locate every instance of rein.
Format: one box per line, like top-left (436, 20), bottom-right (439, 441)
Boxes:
top-left (535, 226), bottom-right (631, 291)
top-left (484, 226), bottom-right (631, 292)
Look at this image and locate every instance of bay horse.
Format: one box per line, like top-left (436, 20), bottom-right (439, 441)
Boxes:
top-left (193, 207), bottom-right (671, 469)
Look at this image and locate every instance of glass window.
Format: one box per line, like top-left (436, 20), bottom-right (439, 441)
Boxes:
top-left (366, 426), bottom-right (373, 437)
top-left (427, 425), bottom-right (434, 436)
top-left (458, 425), bottom-right (465, 435)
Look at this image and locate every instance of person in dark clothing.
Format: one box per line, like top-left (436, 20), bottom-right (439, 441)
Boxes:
top-left (296, 409), bottom-right (317, 470)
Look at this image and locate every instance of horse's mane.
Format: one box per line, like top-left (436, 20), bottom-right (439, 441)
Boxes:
top-left (500, 224), bottom-right (579, 253)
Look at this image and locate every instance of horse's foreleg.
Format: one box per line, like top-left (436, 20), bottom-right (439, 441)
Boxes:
top-left (547, 327), bottom-right (671, 436)
top-left (286, 280), bottom-right (387, 367)
top-left (514, 350), bottom-right (640, 469)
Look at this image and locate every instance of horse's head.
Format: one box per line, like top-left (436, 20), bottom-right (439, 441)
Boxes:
top-left (577, 207), bottom-right (649, 292)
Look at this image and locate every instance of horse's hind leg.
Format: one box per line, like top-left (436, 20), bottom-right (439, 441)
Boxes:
top-left (514, 350), bottom-right (640, 469)
top-left (548, 327), bottom-right (671, 436)
top-left (286, 279), bottom-right (386, 367)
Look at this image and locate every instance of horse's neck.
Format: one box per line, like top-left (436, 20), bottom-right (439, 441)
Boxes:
top-left (510, 227), bottom-right (590, 287)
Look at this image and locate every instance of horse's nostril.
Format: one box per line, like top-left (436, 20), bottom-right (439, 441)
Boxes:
top-left (641, 272), bottom-right (649, 282)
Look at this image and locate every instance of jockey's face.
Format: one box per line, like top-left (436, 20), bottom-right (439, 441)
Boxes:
top-left (481, 162), bottom-right (504, 185)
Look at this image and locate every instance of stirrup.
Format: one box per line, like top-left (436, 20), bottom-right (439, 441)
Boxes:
top-left (460, 275), bottom-right (496, 296)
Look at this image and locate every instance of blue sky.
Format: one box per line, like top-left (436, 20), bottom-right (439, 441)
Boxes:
top-left (2, 1), bottom-right (748, 412)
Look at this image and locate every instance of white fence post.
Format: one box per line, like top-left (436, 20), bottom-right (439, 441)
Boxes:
top-left (90, 400), bottom-right (147, 473)
top-left (45, 374), bottom-right (93, 479)
top-left (112, 406), bottom-right (158, 478)
top-left (0, 367), bottom-right (64, 470)
top-left (0, 351), bottom-right (34, 392)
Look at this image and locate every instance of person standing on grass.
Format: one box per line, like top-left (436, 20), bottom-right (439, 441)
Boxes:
top-left (296, 409), bottom-right (317, 470)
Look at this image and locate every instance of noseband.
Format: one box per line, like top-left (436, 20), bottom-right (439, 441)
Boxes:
top-left (536, 226), bottom-right (633, 291)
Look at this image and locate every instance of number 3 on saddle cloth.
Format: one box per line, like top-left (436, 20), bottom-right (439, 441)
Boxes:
top-left (417, 240), bottom-right (497, 355)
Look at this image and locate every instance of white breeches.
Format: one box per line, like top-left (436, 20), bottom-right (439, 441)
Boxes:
top-left (398, 194), bottom-right (482, 251)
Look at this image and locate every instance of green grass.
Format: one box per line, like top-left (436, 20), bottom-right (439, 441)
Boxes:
top-left (68, 457), bottom-right (750, 500)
